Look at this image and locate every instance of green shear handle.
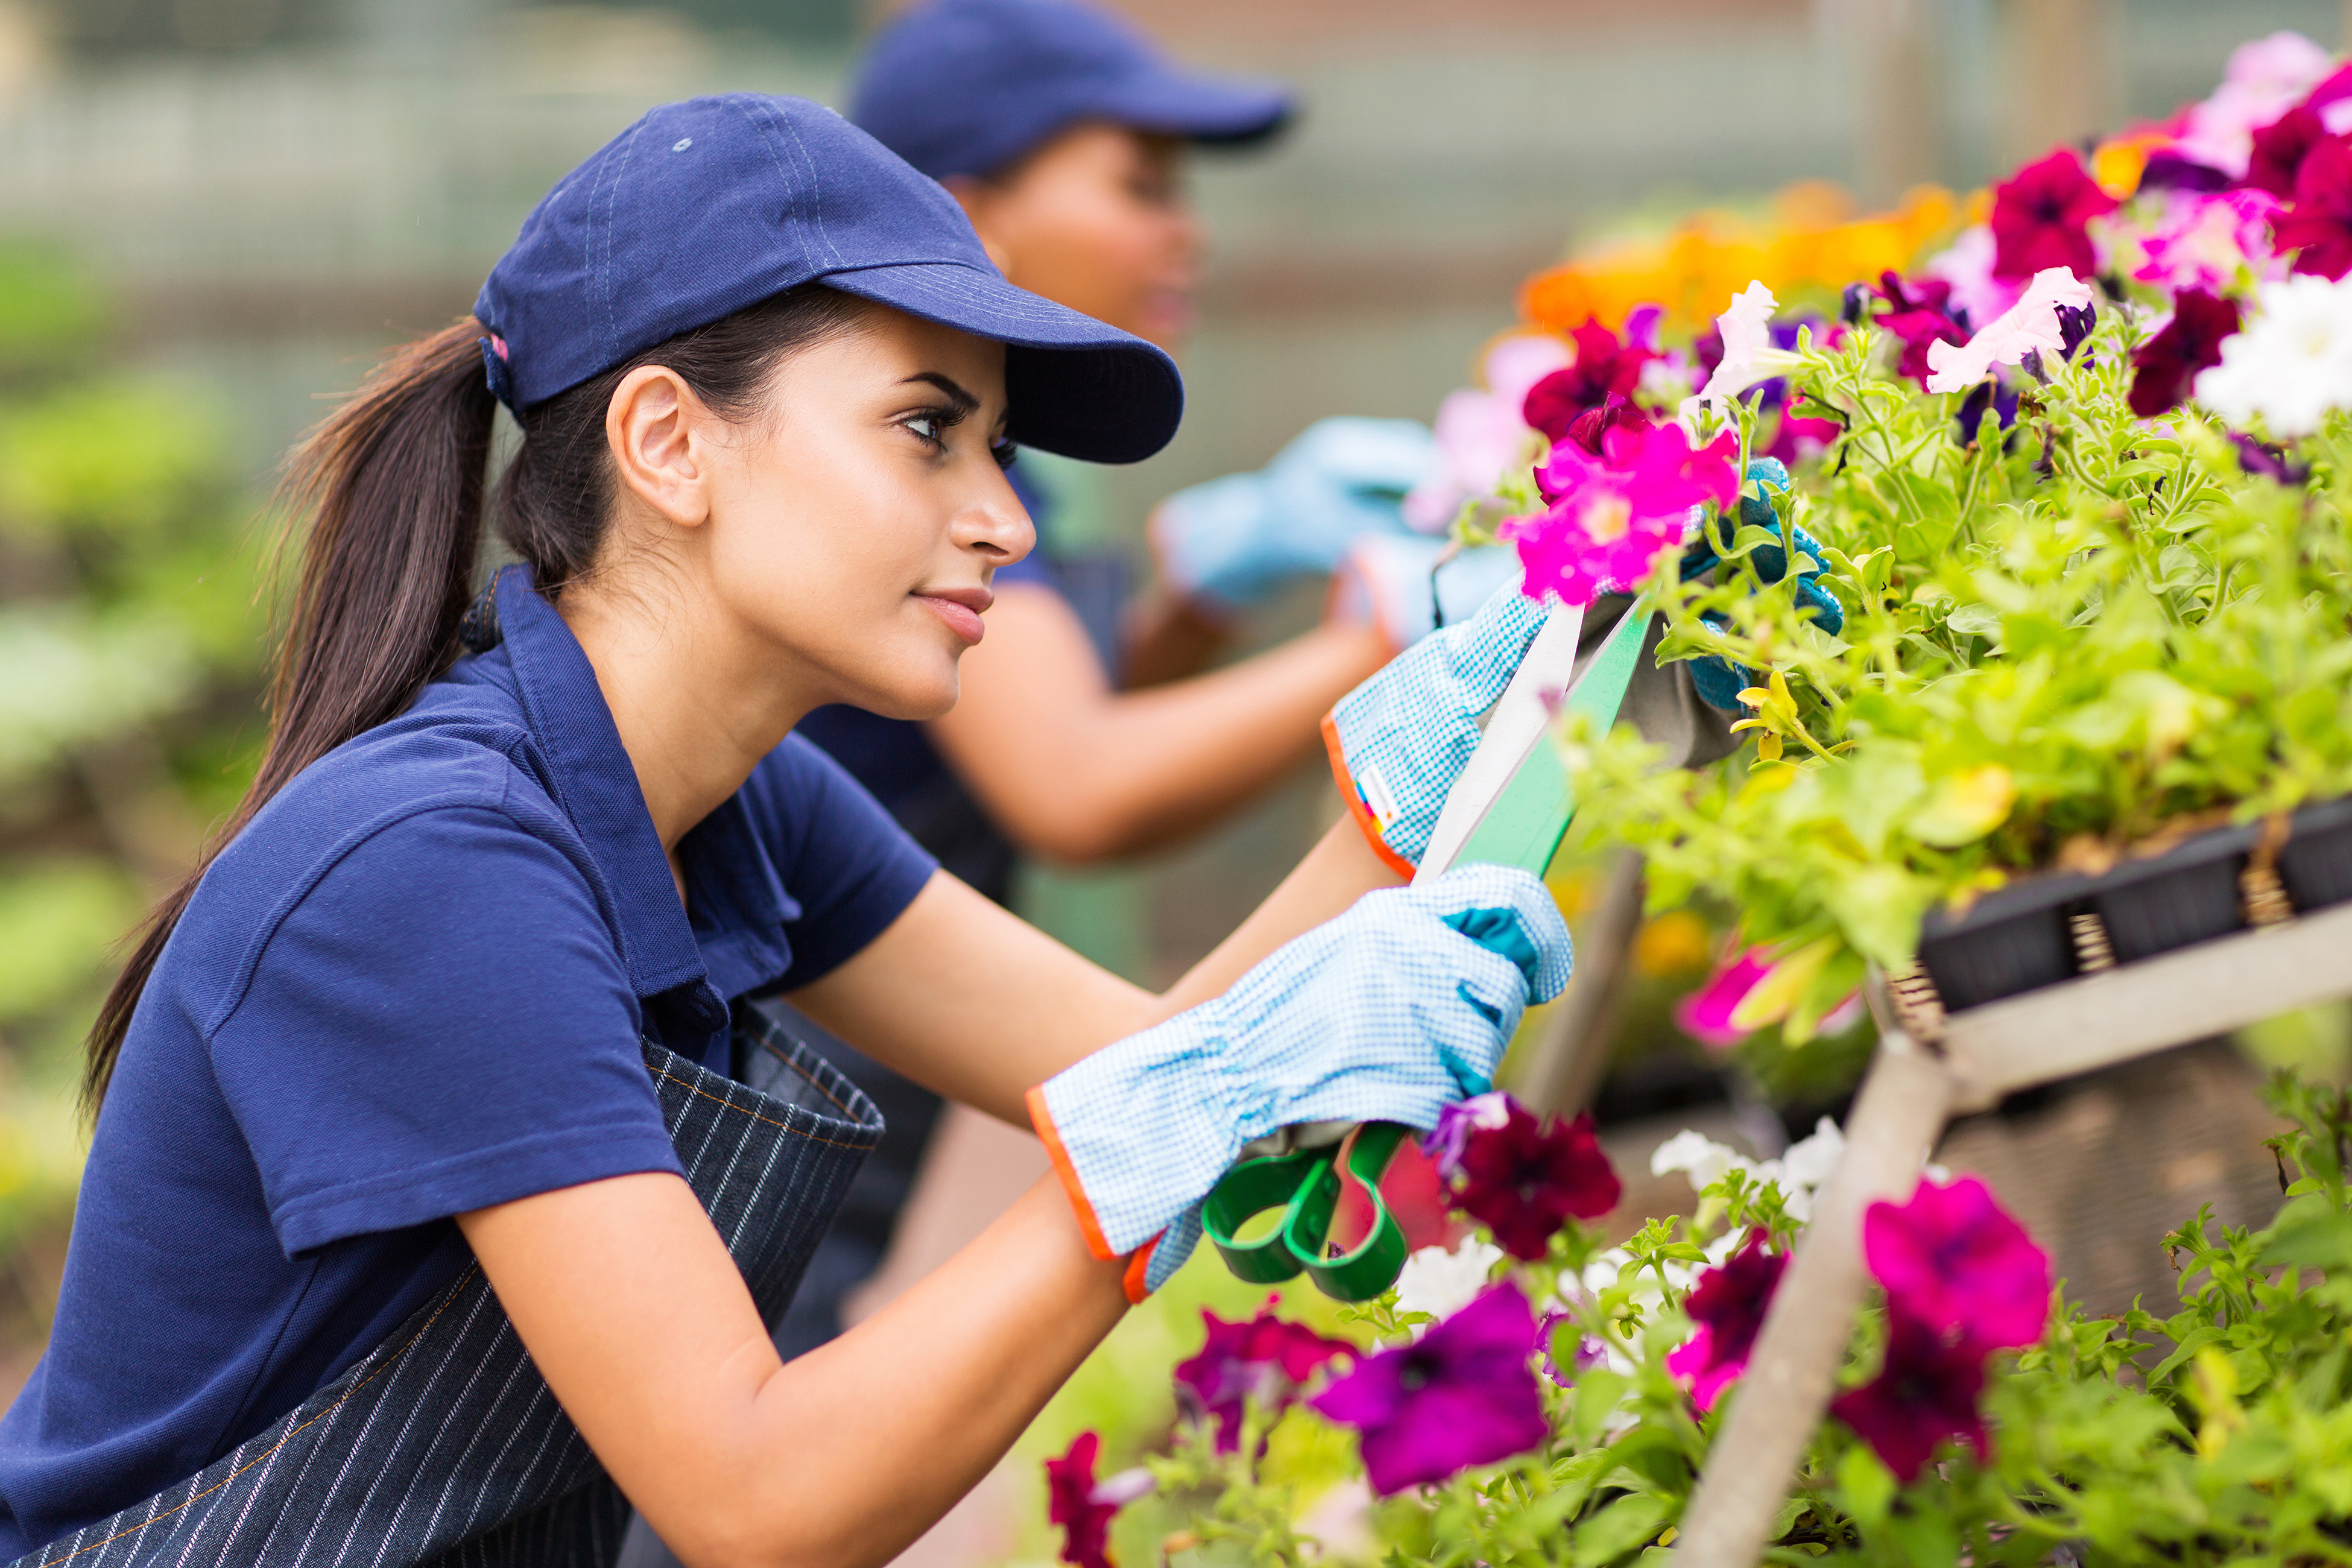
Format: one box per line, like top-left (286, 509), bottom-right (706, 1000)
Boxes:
top-left (1202, 596), bottom-right (1655, 1301)
top-left (1201, 1122), bottom-right (1410, 1301)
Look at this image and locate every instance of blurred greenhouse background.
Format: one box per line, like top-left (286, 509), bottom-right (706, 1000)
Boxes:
top-left (0, 0), bottom-right (2349, 1420)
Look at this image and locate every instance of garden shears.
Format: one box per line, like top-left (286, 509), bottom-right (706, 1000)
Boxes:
top-left (1200, 593), bottom-right (1656, 1300)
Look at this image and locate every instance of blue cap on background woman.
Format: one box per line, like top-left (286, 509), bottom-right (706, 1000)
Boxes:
top-left (0, 81), bottom-right (1569, 1568)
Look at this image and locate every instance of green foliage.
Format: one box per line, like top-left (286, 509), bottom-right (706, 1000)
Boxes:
top-left (1564, 311), bottom-right (2352, 1061)
top-left (0, 240), bottom-right (266, 1245)
top-left (1126, 1078), bottom-right (2352, 1568)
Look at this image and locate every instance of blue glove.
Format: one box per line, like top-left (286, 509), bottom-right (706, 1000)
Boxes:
top-left (1323, 580), bottom-right (1548, 876)
top-left (1151, 417), bottom-right (1435, 613)
top-left (1330, 535), bottom-right (1524, 654)
top-left (1686, 458), bottom-right (1845, 713)
top-left (1028, 864), bottom-right (1573, 1298)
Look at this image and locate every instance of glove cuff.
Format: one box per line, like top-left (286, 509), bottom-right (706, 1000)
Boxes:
top-left (1323, 711), bottom-right (1419, 880)
top-left (1028, 1084), bottom-right (1120, 1263)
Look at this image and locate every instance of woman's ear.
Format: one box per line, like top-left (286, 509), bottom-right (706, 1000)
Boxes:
top-left (606, 365), bottom-right (710, 530)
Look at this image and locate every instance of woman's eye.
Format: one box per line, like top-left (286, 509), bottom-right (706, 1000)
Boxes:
top-left (906, 414), bottom-right (943, 446)
top-left (991, 439), bottom-right (1019, 472)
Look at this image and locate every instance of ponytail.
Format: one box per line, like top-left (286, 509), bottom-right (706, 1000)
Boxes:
top-left (81, 321), bottom-right (496, 1113)
top-left (84, 285), bottom-right (867, 1115)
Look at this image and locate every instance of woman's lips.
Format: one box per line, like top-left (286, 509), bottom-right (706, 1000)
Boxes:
top-left (915, 590), bottom-right (988, 645)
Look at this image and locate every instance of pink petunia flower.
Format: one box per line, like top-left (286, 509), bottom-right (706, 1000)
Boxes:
top-left (1924, 268), bottom-right (2095, 394)
top-left (1499, 419), bottom-right (1740, 606)
top-left (2132, 188), bottom-right (2281, 292)
top-left (1045, 1432), bottom-right (1154, 1568)
top-left (1829, 1311), bottom-right (1992, 1483)
top-left (1450, 1098), bottom-right (1622, 1260)
top-left (1922, 225), bottom-right (2023, 334)
top-left (1862, 1175), bottom-right (2052, 1352)
top-left (1402, 334), bottom-right (1572, 532)
top-left (2173, 31), bottom-right (2339, 176)
top-left (1664, 1227), bottom-right (1788, 1412)
top-left (1674, 947), bottom-right (1776, 1049)
top-left (1681, 281), bottom-right (1796, 423)
top-left (1309, 1282), bottom-right (1551, 1494)
top-left (1173, 1303), bottom-right (1353, 1454)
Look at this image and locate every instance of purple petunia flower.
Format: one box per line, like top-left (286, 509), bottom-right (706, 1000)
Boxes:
top-left (1172, 1303), bottom-right (1352, 1454)
top-left (2232, 432), bottom-right (2310, 484)
top-left (1045, 1432), bottom-right (1153, 1568)
top-left (1451, 1099), bottom-right (1622, 1260)
top-left (1989, 149), bottom-right (2118, 280)
top-left (1663, 1228), bottom-right (1788, 1412)
top-left (1420, 1092), bottom-right (1513, 1180)
top-left (2129, 288), bottom-right (2243, 416)
top-left (1829, 1311), bottom-right (1991, 1483)
top-left (1862, 1175), bottom-right (2051, 1353)
top-left (1309, 1282), bottom-right (1551, 1494)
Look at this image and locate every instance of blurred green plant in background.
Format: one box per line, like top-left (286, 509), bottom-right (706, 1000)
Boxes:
top-left (0, 239), bottom-right (268, 1344)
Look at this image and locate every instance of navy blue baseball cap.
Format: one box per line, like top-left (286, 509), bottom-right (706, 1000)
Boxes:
top-left (851, 0), bottom-right (1293, 182)
top-left (473, 93), bottom-right (1182, 464)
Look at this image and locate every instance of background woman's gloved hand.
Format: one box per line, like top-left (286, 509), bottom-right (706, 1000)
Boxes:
top-left (1327, 533), bottom-right (1523, 654)
top-left (1149, 417), bottom-right (1435, 616)
top-left (1028, 864), bottom-right (1573, 1298)
top-left (1322, 578), bottom-right (1548, 877)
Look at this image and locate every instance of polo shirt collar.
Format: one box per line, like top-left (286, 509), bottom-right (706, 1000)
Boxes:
top-left (490, 565), bottom-right (717, 1008)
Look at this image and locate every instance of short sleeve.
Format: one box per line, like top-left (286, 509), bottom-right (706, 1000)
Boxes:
top-left (739, 736), bottom-right (937, 988)
top-left (207, 805), bottom-right (685, 1257)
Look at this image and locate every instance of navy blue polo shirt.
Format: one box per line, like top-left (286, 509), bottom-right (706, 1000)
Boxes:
top-left (0, 566), bottom-right (936, 1555)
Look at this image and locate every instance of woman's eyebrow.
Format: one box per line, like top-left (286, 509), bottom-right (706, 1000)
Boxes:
top-left (900, 371), bottom-right (980, 414)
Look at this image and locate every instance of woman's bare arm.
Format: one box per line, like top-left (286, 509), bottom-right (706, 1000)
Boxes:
top-left (787, 816), bottom-right (1403, 1122)
top-left (460, 1170), bottom-right (1123, 1568)
top-left (926, 582), bottom-right (1389, 862)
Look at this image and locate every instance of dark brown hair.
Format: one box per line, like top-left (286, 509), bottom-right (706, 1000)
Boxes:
top-left (82, 286), bottom-right (865, 1112)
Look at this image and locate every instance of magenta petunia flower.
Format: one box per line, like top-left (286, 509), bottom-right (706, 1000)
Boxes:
top-left (1173, 1303), bottom-right (1353, 1453)
top-left (1829, 1311), bottom-right (1991, 1483)
top-left (2129, 288), bottom-right (2243, 416)
top-left (1309, 1282), bottom-right (1551, 1494)
top-left (2246, 104), bottom-right (2328, 198)
top-left (1451, 1098), bottom-right (1622, 1260)
top-left (2133, 188), bottom-right (2280, 295)
top-left (1521, 318), bottom-right (1656, 442)
top-left (1674, 947), bottom-right (1776, 1049)
top-left (1563, 391), bottom-right (1650, 457)
top-left (1868, 271), bottom-right (1970, 387)
top-left (1499, 419), bottom-right (1739, 607)
top-left (1990, 149), bottom-right (2119, 280)
top-left (1664, 1228), bottom-right (1789, 1412)
top-left (2275, 132), bottom-right (2352, 279)
top-left (1045, 1431), bottom-right (1153, 1568)
top-left (1862, 1175), bottom-right (2051, 1352)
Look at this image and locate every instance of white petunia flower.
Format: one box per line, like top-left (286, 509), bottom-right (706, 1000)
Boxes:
top-left (2196, 273), bottom-right (2352, 437)
top-left (1393, 1236), bottom-right (1502, 1323)
top-left (1649, 1128), bottom-right (1748, 1191)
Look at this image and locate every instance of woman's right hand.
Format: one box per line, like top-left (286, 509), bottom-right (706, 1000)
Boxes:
top-left (1026, 863), bottom-right (1573, 1298)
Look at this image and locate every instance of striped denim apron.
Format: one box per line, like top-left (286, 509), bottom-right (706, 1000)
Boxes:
top-left (12, 1013), bottom-right (882, 1568)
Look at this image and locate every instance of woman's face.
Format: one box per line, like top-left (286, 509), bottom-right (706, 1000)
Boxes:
top-left (674, 300), bottom-right (1033, 724)
top-left (956, 124), bottom-right (1201, 352)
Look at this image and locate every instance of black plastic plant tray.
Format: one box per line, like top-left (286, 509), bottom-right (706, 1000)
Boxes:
top-left (2088, 821), bottom-right (2259, 966)
top-left (1917, 870), bottom-right (2091, 1014)
top-left (2281, 794), bottom-right (2352, 914)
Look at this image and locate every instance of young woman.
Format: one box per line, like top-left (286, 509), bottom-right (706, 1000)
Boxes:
top-left (0, 96), bottom-right (1570, 1568)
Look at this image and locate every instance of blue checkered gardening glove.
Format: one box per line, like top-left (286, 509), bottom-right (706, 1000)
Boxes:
top-left (1322, 578), bottom-right (1549, 877)
top-left (1686, 458), bottom-right (1845, 712)
top-left (1330, 534), bottom-right (1523, 655)
top-left (1151, 417), bottom-right (1434, 615)
top-left (1028, 864), bottom-right (1573, 1299)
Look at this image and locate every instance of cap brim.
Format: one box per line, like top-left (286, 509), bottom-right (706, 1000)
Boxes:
top-left (1089, 66), bottom-right (1293, 146)
top-left (821, 261), bottom-right (1183, 465)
